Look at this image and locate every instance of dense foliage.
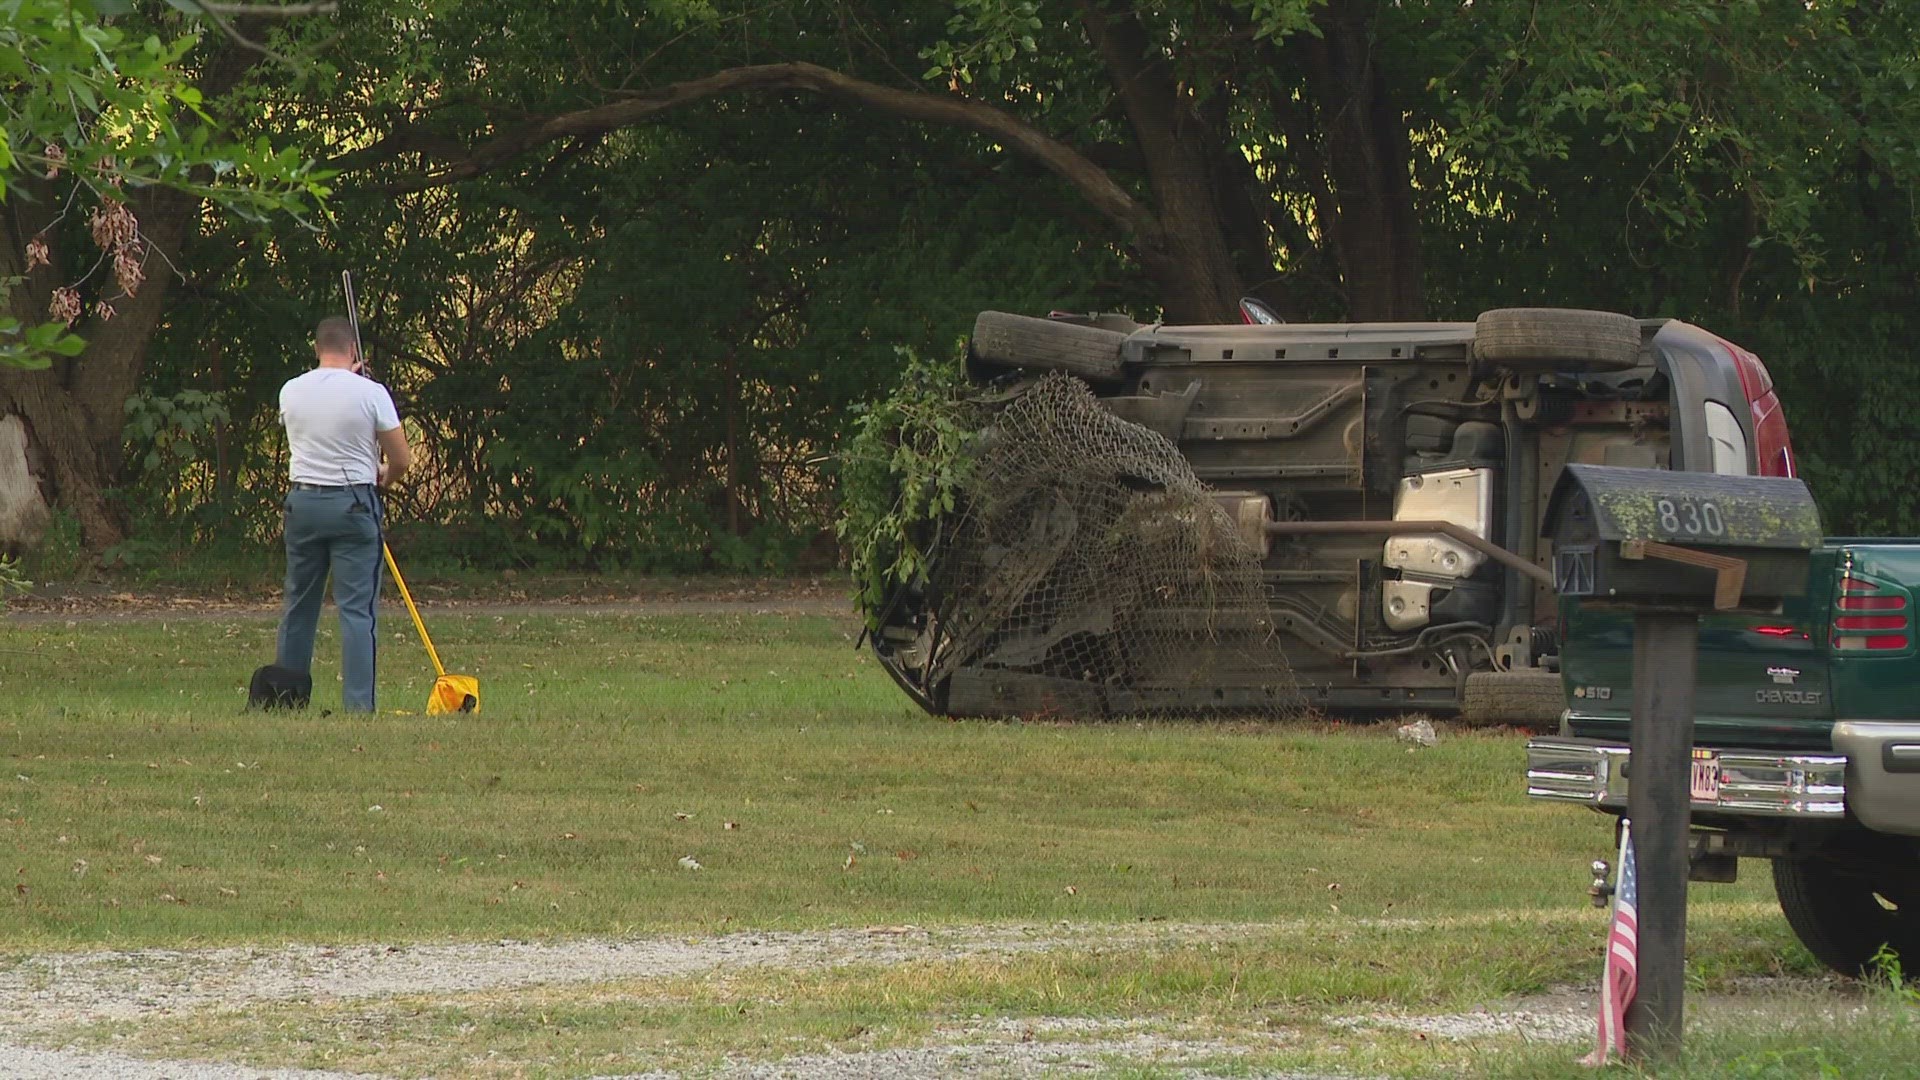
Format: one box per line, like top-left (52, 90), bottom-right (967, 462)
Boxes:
top-left (5, 0), bottom-right (1919, 571)
top-left (0, 0), bottom-right (324, 369)
top-left (836, 350), bottom-right (980, 622)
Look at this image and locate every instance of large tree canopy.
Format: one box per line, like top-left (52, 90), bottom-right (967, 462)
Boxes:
top-left (8, 0), bottom-right (1920, 563)
top-left (1, 0), bottom-right (327, 548)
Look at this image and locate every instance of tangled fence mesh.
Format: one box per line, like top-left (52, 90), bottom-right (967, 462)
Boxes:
top-left (918, 373), bottom-right (1304, 716)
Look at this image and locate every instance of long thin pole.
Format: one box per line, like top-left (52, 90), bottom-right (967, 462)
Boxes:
top-left (1264, 518), bottom-right (1556, 588)
top-left (342, 270), bottom-right (363, 367)
top-left (381, 543), bottom-right (447, 679)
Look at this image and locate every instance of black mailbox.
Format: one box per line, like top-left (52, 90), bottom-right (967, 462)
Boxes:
top-left (1544, 464), bottom-right (1822, 612)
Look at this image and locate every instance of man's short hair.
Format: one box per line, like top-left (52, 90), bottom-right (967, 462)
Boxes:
top-left (315, 317), bottom-right (357, 358)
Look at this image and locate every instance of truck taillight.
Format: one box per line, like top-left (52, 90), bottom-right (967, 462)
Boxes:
top-left (1833, 574), bottom-right (1912, 651)
top-left (1714, 334), bottom-right (1797, 478)
top-left (1727, 344), bottom-right (1774, 401)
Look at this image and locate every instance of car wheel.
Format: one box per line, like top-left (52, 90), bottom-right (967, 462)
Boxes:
top-left (1460, 669), bottom-right (1565, 727)
top-left (971, 311), bottom-right (1128, 384)
top-left (1473, 308), bottom-right (1643, 373)
top-left (1773, 853), bottom-right (1920, 977)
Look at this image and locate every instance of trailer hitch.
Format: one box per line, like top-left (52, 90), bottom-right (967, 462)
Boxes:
top-left (1587, 858), bottom-right (1614, 908)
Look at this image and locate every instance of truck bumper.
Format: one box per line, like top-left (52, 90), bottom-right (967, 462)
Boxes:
top-left (1525, 736), bottom-right (1847, 819)
top-left (1830, 721), bottom-right (1920, 837)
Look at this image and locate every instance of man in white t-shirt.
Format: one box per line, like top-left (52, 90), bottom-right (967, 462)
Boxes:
top-left (274, 317), bottom-right (413, 711)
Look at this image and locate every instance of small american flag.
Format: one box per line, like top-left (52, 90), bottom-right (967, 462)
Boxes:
top-left (1582, 821), bottom-right (1638, 1066)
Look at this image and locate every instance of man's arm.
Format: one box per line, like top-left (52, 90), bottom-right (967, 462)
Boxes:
top-left (377, 425), bottom-right (413, 486)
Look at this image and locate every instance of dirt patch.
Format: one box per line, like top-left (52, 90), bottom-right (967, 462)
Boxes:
top-left (0, 923), bottom-right (1312, 1080)
top-left (0, 923), bottom-right (1256, 1032)
top-left (1333, 975), bottom-right (1861, 1045)
top-left (0, 1044), bottom-right (371, 1080)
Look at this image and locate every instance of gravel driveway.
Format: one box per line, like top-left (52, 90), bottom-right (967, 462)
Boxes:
top-left (0, 923), bottom-right (1357, 1079)
top-left (0, 921), bottom-right (1853, 1079)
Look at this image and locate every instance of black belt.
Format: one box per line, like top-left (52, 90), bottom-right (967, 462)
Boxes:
top-left (290, 481), bottom-right (372, 491)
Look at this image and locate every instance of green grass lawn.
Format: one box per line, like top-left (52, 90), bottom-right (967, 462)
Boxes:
top-left (2, 609), bottom-right (1910, 1078)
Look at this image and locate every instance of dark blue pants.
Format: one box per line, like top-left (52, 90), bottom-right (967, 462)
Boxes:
top-left (276, 485), bottom-right (382, 711)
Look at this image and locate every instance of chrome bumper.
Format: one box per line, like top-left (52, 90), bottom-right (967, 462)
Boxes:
top-left (1525, 737), bottom-right (1847, 818)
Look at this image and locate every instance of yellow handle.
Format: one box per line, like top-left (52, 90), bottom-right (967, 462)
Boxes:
top-left (381, 543), bottom-right (446, 678)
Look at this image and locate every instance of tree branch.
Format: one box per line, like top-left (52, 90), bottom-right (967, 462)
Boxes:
top-left (184, 1), bottom-right (337, 67)
top-left (191, 7), bottom-right (298, 67)
top-left (334, 61), bottom-right (1160, 242)
top-left (201, 2), bottom-right (339, 15)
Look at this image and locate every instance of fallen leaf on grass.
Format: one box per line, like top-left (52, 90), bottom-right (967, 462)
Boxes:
top-left (218, 887), bottom-right (237, 897)
top-left (723, 821), bottom-right (739, 831)
top-left (144, 855), bottom-right (163, 866)
top-left (1064, 885), bottom-right (1078, 895)
top-left (673, 812), bottom-right (694, 821)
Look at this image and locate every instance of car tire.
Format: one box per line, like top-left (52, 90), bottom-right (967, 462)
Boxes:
top-left (1773, 854), bottom-right (1920, 977)
top-left (971, 311), bottom-right (1128, 384)
top-left (1473, 308), bottom-right (1643, 373)
top-left (1460, 668), bottom-right (1565, 727)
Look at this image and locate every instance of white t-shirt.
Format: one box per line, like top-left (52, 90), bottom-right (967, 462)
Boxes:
top-left (279, 368), bottom-right (401, 485)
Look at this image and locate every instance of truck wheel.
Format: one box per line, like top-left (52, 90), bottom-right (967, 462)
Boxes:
top-left (1772, 855), bottom-right (1920, 977)
top-left (971, 311), bottom-right (1128, 384)
top-left (1473, 308), bottom-right (1643, 374)
top-left (1461, 669), bottom-right (1565, 728)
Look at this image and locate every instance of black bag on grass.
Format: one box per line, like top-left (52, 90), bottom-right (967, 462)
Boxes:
top-left (248, 664), bottom-right (312, 710)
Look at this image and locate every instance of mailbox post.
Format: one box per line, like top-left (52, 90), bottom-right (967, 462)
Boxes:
top-left (1545, 465), bottom-right (1821, 1062)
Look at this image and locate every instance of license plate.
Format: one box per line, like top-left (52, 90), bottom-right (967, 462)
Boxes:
top-left (1690, 749), bottom-right (1721, 802)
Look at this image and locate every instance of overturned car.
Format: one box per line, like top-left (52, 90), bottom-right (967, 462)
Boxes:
top-left (861, 306), bottom-right (1797, 723)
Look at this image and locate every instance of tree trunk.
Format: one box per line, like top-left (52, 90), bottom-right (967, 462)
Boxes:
top-left (1294, 0), bottom-right (1427, 320)
top-left (1081, 3), bottom-right (1247, 324)
top-left (0, 183), bottom-right (199, 554)
top-left (0, 39), bottom-right (261, 556)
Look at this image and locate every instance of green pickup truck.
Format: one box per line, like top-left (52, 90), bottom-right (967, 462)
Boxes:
top-left (1525, 540), bottom-right (1920, 975)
